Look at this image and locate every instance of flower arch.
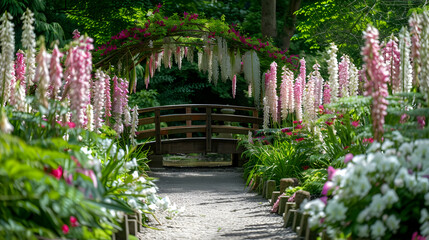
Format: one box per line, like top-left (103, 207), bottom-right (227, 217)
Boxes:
top-left (94, 4), bottom-right (299, 106)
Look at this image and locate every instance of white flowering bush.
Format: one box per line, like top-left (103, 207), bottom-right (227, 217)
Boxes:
top-left (303, 132), bottom-right (429, 239)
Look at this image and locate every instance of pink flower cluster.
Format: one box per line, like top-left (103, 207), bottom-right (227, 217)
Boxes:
top-left (265, 62), bottom-right (278, 122)
top-left (362, 26), bottom-right (389, 141)
top-left (65, 36), bottom-right (94, 128)
top-left (338, 55), bottom-right (349, 97)
top-left (280, 66), bottom-right (294, 120)
top-left (383, 39), bottom-right (401, 93)
top-left (294, 76), bottom-right (303, 121)
top-left (49, 45), bottom-right (63, 99)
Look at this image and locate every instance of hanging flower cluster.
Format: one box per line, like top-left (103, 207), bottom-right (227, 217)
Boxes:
top-left (419, 12), bottom-right (429, 101)
top-left (303, 78), bottom-right (316, 123)
top-left (311, 63), bottom-right (324, 108)
top-left (362, 25), bottom-right (389, 141)
top-left (93, 69), bottom-right (106, 131)
top-left (34, 44), bottom-right (51, 108)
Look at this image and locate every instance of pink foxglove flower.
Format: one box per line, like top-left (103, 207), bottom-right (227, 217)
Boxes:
top-left (308, 63), bottom-right (324, 108)
top-left (49, 44), bottom-right (63, 100)
top-left (303, 78), bottom-right (316, 123)
top-left (280, 66), bottom-right (294, 120)
top-left (362, 25), bottom-right (389, 141)
top-left (338, 55), bottom-right (350, 97)
top-left (327, 43), bottom-right (339, 102)
top-left (420, 12), bottom-right (429, 101)
top-left (323, 83), bottom-right (331, 104)
top-left (266, 62), bottom-right (278, 122)
top-left (409, 12), bottom-right (421, 86)
top-left (21, 8), bottom-right (36, 88)
top-left (0, 12), bottom-right (15, 106)
top-left (294, 76), bottom-right (303, 121)
top-left (263, 96), bottom-right (270, 129)
top-left (232, 74), bottom-right (237, 99)
top-left (93, 69), bottom-right (106, 131)
top-left (299, 58), bottom-right (306, 95)
top-left (14, 51), bottom-right (27, 110)
top-left (130, 106), bottom-right (139, 143)
top-left (65, 36), bottom-right (93, 128)
top-left (383, 38), bottom-right (401, 93)
top-left (34, 44), bottom-right (51, 108)
top-left (104, 74), bottom-right (112, 119)
top-left (72, 29), bottom-right (80, 39)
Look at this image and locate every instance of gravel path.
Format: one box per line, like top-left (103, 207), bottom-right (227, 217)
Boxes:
top-left (138, 168), bottom-right (299, 240)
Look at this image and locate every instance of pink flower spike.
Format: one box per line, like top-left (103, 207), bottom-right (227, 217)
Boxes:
top-left (72, 29), bottom-right (80, 39)
top-left (322, 181), bottom-right (333, 195)
top-left (344, 153), bottom-right (354, 164)
top-left (62, 224), bottom-right (69, 234)
top-left (327, 166), bottom-right (336, 181)
top-left (232, 75), bottom-right (237, 99)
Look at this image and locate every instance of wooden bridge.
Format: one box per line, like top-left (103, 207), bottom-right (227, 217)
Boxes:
top-left (136, 104), bottom-right (262, 167)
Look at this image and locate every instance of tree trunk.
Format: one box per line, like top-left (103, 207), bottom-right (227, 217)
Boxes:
top-left (261, 0), bottom-right (277, 38)
top-left (281, 0), bottom-right (302, 50)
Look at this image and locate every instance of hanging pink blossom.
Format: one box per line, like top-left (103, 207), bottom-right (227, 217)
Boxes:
top-left (112, 76), bottom-right (125, 134)
top-left (15, 51), bottom-right (26, 86)
top-left (232, 75), bottom-right (237, 99)
top-left (49, 44), bottom-right (63, 100)
top-left (362, 25), bottom-right (389, 141)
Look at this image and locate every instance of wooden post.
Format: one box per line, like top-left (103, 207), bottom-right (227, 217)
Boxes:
top-left (265, 180), bottom-right (276, 199)
top-left (155, 109), bottom-right (161, 155)
top-left (252, 109), bottom-right (259, 130)
top-left (186, 107), bottom-right (192, 138)
top-left (206, 107), bottom-right (212, 152)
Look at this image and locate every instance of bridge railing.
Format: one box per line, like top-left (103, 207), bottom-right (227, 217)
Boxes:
top-left (136, 104), bottom-right (262, 157)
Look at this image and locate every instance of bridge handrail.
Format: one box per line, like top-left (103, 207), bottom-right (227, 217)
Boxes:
top-left (136, 104), bottom-right (261, 155)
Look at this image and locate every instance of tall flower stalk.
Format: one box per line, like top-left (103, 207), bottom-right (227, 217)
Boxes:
top-left (338, 55), bottom-right (350, 98)
top-left (34, 43), bottom-right (51, 108)
top-left (383, 37), bottom-right (401, 94)
top-left (294, 76), bottom-right (303, 121)
top-left (399, 27), bottom-right (412, 93)
top-left (21, 8), bottom-right (36, 89)
top-left (362, 25), bottom-right (389, 141)
top-left (0, 12), bottom-right (15, 106)
top-left (93, 69), bottom-right (106, 131)
top-left (280, 66), bottom-right (294, 121)
top-left (349, 61), bottom-right (359, 96)
top-left (49, 44), bottom-right (63, 100)
top-left (409, 12), bottom-right (421, 87)
top-left (266, 62), bottom-right (278, 122)
top-left (327, 43), bottom-right (339, 102)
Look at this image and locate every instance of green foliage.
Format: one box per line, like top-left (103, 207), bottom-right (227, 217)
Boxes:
top-left (294, 0), bottom-right (427, 64)
top-left (242, 135), bottom-right (315, 187)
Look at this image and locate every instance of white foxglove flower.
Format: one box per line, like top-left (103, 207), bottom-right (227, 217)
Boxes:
top-left (327, 43), bottom-right (339, 101)
top-left (0, 12), bottom-right (15, 105)
top-left (21, 9), bottom-right (36, 87)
